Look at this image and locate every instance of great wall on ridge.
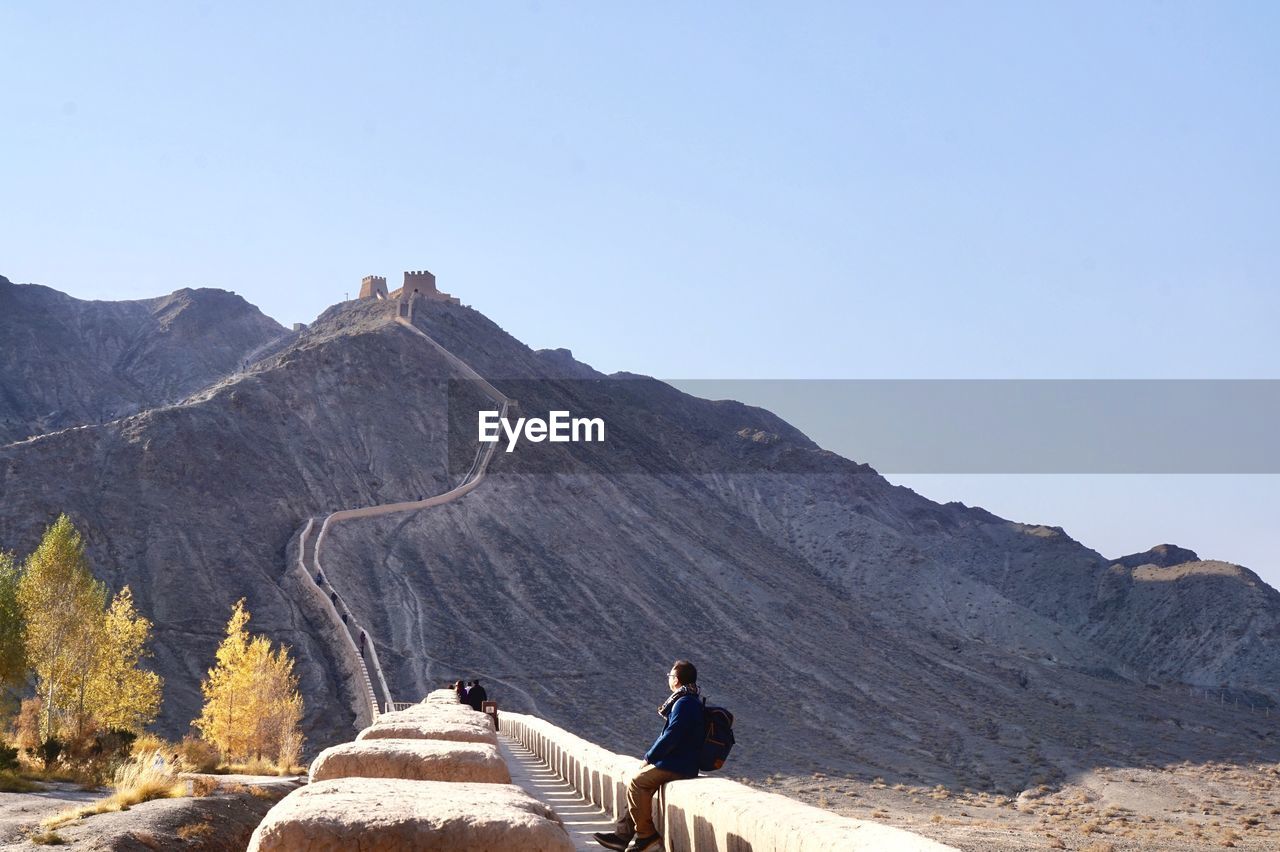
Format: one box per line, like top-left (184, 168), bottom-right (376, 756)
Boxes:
top-left (249, 274), bottom-right (956, 850)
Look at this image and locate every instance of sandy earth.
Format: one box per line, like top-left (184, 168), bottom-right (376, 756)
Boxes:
top-left (0, 782), bottom-right (109, 847)
top-left (0, 775), bottom-right (299, 850)
top-left (767, 759), bottom-right (1280, 851)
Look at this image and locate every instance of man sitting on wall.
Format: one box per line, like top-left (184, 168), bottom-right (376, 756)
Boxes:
top-left (594, 660), bottom-right (705, 852)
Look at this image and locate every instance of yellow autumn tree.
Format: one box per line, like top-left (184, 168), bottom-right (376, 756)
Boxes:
top-left (196, 599), bottom-right (304, 764)
top-left (0, 550), bottom-right (25, 696)
top-left (17, 515), bottom-right (107, 738)
top-left (253, 642), bottom-right (304, 769)
top-left (195, 599), bottom-right (252, 759)
top-left (86, 587), bottom-right (163, 732)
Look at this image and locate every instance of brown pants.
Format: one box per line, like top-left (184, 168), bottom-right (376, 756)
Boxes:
top-left (613, 763), bottom-right (682, 838)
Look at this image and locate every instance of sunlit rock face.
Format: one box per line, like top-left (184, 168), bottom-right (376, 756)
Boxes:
top-left (247, 778), bottom-right (572, 852)
top-left (308, 739), bottom-right (509, 784)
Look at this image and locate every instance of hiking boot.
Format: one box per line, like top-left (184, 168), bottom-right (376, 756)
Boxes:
top-left (592, 831), bottom-right (631, 851)
top-left (625, 833), bottom-right (662, 852)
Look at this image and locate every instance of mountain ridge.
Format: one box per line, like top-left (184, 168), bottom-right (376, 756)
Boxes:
top-left (1, 278), bottom-right (1277, 799)
top-left (0, 275), bottom-right (286, 445)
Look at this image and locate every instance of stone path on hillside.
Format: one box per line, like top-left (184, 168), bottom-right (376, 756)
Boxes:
top-left (499, 735), bottom-right (615, 852)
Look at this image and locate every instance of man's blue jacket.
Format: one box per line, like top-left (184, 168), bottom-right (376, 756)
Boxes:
top-left (644, 694), bottom-right (704, 778)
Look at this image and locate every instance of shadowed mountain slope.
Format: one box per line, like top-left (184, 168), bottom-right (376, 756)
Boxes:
top-left (0, 275), bottom-right (286, 444)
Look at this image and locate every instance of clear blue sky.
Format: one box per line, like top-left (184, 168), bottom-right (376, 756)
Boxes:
top-left (2, 4), bottom-right (1277, 582)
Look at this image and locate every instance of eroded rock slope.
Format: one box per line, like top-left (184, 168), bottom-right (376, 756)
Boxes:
top-left (0, 279), bottom-right (1277, 794)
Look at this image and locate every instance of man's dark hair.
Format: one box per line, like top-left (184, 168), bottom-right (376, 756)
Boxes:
top-left (672, 660), bottom-right (697, 685)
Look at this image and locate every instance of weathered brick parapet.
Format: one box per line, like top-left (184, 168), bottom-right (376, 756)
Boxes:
top-left (500, 711), bottom-right (958, 852)
top-left (285, 520), bottom-right (378, 730)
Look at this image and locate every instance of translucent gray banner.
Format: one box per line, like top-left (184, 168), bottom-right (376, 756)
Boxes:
top-left (446, 379), bottom-right (1280, 474)
top-left (669, 379), bottom-right (1280, 474)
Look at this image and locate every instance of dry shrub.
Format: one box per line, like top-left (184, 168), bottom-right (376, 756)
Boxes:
top-left (127, 831), bottom-right (160, 849)
top-left (1081, 820), bottom-right (1100, 834)
top-left (13, 699), bottom-right (42, 754)
top-left (60, 721), bottom-right (100, 766)
top-left (42, 751), bottom-right (184, 830)
top-left (929, 814), bottom-right (942, 824)
top-left (28, 830), bottom-right (67, 845)
top-left (0, 772), bottom-right (38, 792)
top-left (130, 733), bottom-right (173, 759)
top-left (276, 727), bottom-right (303, 775)
top-left (190, 776), bottom-right (220, 797)
top-left (228, 756), bottom-right (276, 776)
top-left (178, 736), bottom-right (220, 773)
top-left (176, 822), bottom-right (213, 841)
top-left (112, 751), bottom-right (183, 807)
top-left (1082, 843), bottom-right (1115, 852)
top-left (1046, 837), bottom-right (1065, 849)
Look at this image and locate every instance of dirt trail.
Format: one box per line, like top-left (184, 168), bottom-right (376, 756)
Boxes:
top-left (0, 782), bottom-right (107, 846)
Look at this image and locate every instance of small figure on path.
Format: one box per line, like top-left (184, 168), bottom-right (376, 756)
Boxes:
top-left (594, 660), bottom-right (704, 852)
top-left (466, 679), bottom-right (488, 711)
top-left (453, 680), bottom-right (467, 703)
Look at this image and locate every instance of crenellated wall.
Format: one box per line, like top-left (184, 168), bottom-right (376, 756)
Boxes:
top-left (358, 275), bottom-right (388, 300)
top-left (281, 313), bottom-right (511, 733)
top-left (500, 712), bottom-right (958, 852)
top-left (402, 269), bottom-right (437, 294)
top-left (285, 520), bottom-right (378, 730)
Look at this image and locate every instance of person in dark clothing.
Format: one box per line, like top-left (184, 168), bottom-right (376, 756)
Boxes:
top-left (453, 680), bottom-right (467, 703)
top-left (594, 660), bottom-right (704, 852)
top-left (467, 679), bottom-right (488, 711)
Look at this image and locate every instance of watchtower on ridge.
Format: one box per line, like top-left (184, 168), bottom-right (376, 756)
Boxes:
top-left (358, 268), bottom-right (460, 304)
top-left (400, 270), bottom-right (437, 298)
top-left (358, 275), bottom-right (388, 300)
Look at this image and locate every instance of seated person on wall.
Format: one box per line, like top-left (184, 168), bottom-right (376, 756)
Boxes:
top-left (594, 660), bottom-right (704, 852)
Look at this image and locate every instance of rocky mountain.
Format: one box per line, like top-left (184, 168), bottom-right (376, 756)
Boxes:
top-left (0, 276), bottom-right (286, 444)
top-left (1, 277), bottom-right (1277, 797)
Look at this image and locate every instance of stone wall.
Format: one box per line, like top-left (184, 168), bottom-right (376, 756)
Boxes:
top-left (285, 521), bottom-right (377, 730)
top-left (402, 270), bottom-right (437, 295)
top-left (359, 275), bottom-right (388, 300)
top-left (500, 712), bottom-right (958, 852)
top-left (250, 694), bottom-right (573, 851)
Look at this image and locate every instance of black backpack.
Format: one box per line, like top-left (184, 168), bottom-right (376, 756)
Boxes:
top-left (698, 699), bottom-right (735, 772)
